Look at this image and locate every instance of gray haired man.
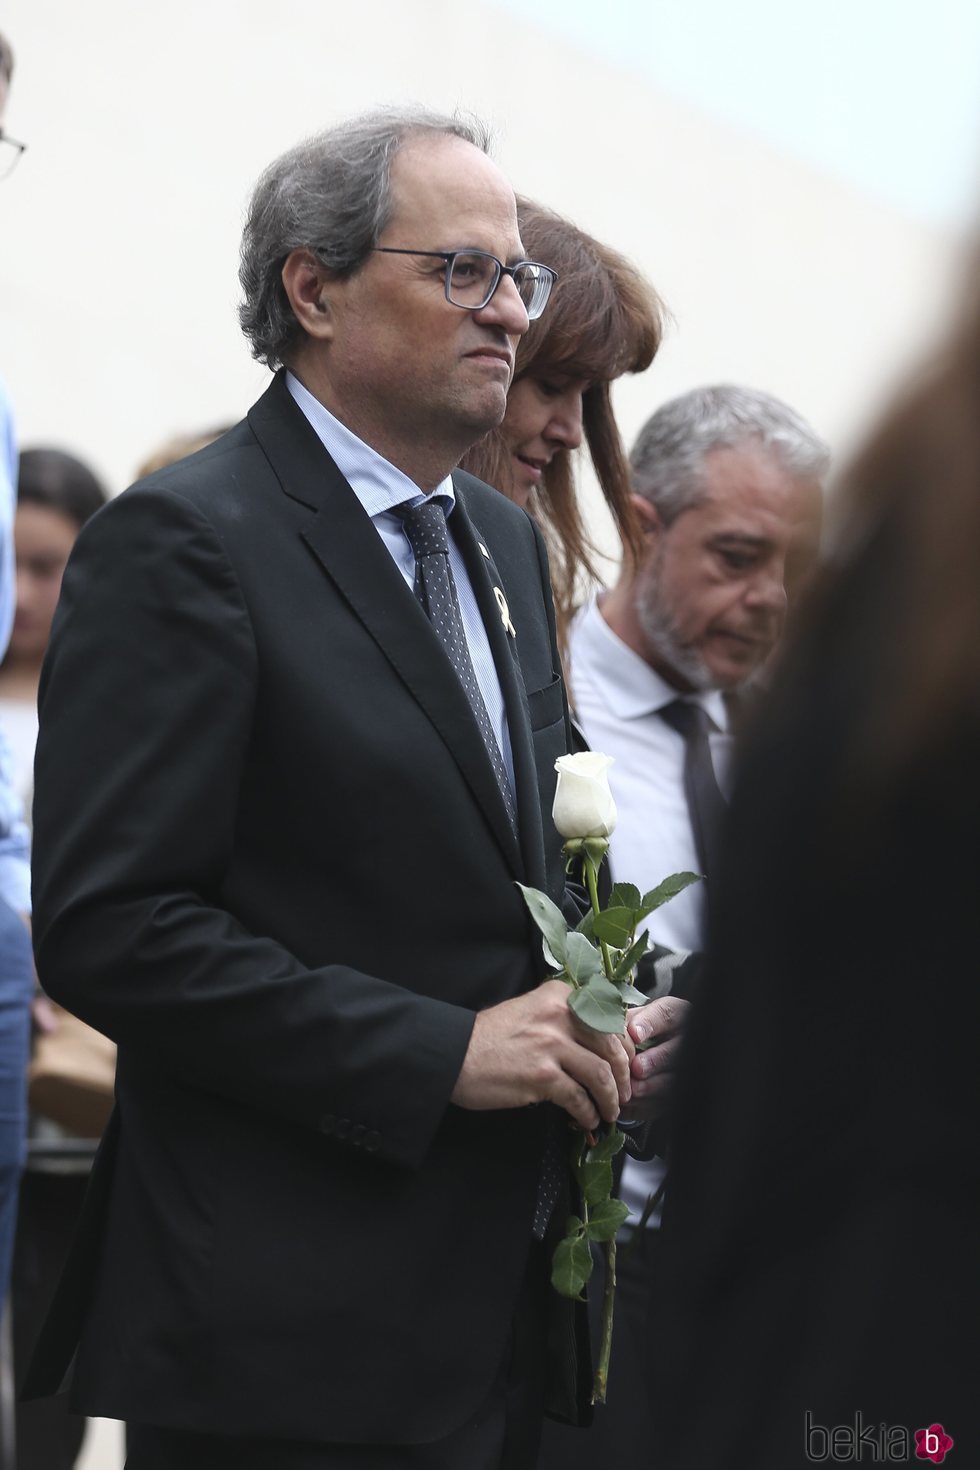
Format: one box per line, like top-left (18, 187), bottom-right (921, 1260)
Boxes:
top-left (542, 384), bottom-right (827, 1468)
top-left (26, 108), bottom-right (682, 1470)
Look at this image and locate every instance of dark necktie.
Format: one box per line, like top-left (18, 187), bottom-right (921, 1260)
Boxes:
top-left (398, 500), bottom-right (517, 833)
top-left (400, 502), bottom-right (563, 1235)
top-left (658, 699), bottom-right (727, 885)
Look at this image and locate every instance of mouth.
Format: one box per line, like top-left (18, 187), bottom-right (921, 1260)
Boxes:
top-left (513, 453), bottom-right (549, 484)
top-left (717, 629), bottom-right (771, 653)
top-left (464, 347), bottom-right (513, 372)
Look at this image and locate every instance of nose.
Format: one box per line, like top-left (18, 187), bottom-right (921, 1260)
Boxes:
top-left (545, 388), bottom-right (584, 451)
top-left (474, 271), bottom-right (530, 338)
top-left (744, 562), bottom-right (788, 615)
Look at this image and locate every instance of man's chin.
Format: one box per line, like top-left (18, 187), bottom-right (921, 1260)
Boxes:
top-left (457, 385), bottom-right (509, 439)
top-left (704, 656), bottom-right (763, 692)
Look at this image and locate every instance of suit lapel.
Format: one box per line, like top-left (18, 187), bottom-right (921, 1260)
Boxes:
top-left (247, 377), bottom-right (524, 877)
top-left (451, 484), bottom-right (548, 894)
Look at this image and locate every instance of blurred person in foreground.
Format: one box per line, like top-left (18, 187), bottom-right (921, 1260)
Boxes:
top-left (647, 265), bottom-right (980, 1466)
top-left (462, 197), bottom-right (665, 659)
top-left (24, 108), bottom-right (678, 1469)
top-left (0, 26), bottom-right (35, 1314)
top-left (0, 448), bottom-right (108, 1470)
top-left (541, 384), bottom-right (827, 1466)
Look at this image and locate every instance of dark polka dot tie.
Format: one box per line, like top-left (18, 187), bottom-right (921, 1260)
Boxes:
top-left (658, 699), bottom-right (726, 885)
top-left (399, 501), bottom-right (517, 834)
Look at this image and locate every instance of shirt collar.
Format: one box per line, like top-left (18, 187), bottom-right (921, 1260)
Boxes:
top-left (286, 371), bottom-right (455, 518)
top-left (574, 598), bottom-right (730, 732)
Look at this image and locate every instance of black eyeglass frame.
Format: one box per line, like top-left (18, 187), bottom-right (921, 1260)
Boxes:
top-left (0, 128), bottom-right (27, 180)
top-left (368, 247), bottom-right (557, 320)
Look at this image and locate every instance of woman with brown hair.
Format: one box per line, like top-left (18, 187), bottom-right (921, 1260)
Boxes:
top-left (462, 198), bottom-right (666, 655)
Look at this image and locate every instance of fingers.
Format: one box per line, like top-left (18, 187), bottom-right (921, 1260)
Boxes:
top-left (627, 996), bottom-right (690, 1050)
top-left (630, 1032), bottom-right (684, 1095)
top-left (549, 1074), bottom-right (602, 1133)
top-left (558, 1040), bottom-right (622, 1126)
top-left (449, 980), bottom-right (637, 1125)
top-left (571, 1022), bottom-right (633, 1107)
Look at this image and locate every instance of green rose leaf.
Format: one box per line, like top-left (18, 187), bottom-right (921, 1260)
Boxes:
top-left (516, 883), bottom-right (569, 970)
top-left (637, 872), bottom-right (702, 920)
top-left (608, 882), bottom-right (642, 913)
top-left (577, 1157), bottom-right (614, 1205)
top-left (589, 1127), bottom-right (626, 1162)
top-left (575, 909), bottom-right (596, 941)
top-left (611, 929), bottom-right (651, 981)
top-left (591, 906), bottom-right (636, 949)
top-left (585, 1198), bottom-right (631, 1241)
top-left (563, 932), bottom-right (604, 987)
top-left (616, 980), bottom-right (650, 1006)
top-left (551, 1232), bottom-right (594, 1299)
top-left (568, 976), bottom-right (626, 1033)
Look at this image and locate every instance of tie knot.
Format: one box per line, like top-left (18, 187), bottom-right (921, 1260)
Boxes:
top-left (659, 699), bottom-right (714, 742)
top-left (399, 499), bottom-right (450, 559)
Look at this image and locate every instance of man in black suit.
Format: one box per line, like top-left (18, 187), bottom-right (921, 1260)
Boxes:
top-left (27, 110), bottom-right (681, 1469)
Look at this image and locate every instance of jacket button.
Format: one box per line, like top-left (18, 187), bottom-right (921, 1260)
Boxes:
top-left (334, 1118), bottom-right (351, 1140)
top-left (364, 1131), bottom-right (382, 1152)
top-left (319, 1114), bottom-right (336, 1135)
top-left (351, 1124), bottom-right (366, 1145)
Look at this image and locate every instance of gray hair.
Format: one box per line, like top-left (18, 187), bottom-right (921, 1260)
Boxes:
top-left (238, 107), bottom-right (492, 370)
top-left (629, 384), bottom-right (830, 522)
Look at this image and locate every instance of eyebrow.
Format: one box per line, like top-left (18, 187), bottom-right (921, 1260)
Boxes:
top-left (708, 533), bottom-right (770, 550)
top-left (438, 245), bottom-right (531, 267)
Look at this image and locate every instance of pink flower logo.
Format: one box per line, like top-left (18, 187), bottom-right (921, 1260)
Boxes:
top-left (915, 1423), bottom-right (954, 1463)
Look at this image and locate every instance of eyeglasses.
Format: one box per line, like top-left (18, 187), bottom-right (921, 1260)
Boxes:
top-left (0, 128), bottom-right (27, 181)
top-left (370, 248), bottom-right (556, 320)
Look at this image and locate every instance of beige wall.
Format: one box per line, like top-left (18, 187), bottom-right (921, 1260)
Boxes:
top-left (2, 0), bottom-right (964, 558)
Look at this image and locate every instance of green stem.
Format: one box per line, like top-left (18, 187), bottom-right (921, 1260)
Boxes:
top-left (583, 856), bottom-right (615, 981)
top-left (580, 851), bottom-right (625, 1406)
top-left (593, 1236), bottom-right (616, 1404)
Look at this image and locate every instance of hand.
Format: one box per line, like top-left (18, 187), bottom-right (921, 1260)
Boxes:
top-left (450, 979), bottom-right (634, 1131)
top-left (623, 996), bottom-right (690, 1120)
top-left (32, 994), bottom-right (60, 1034)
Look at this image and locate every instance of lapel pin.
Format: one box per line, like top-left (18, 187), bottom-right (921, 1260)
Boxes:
top-left (494, 586), bottom-right (516, 637)
top-left (478, 542), bottom-right (491, 559)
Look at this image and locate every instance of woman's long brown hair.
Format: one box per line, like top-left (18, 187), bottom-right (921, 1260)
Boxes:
top-left (783, 246), bottom-right (980, 795)
top-left (462, 199), bottom-right (666, 657)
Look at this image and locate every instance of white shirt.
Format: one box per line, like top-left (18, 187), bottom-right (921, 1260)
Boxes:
top-left (286, 372), bottom-right (514, 791)
top-left (567, 597), bottom-right (734, 1227)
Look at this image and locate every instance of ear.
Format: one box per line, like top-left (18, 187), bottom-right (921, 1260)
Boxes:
top-left (281, 249), bottom-right (335, 343)
top-left (631, 493), bottom-right (664, 539)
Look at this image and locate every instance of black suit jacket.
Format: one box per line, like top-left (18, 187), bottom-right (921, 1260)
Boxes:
top-left (28, 376), bottom-right (585, 1444)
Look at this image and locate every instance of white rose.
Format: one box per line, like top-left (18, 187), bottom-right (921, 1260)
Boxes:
top-left (552, 751), bottom-right (617, 840)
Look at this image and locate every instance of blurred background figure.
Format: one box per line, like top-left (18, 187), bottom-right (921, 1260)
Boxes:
top-left (0, 447), bottom-right (108, 1470)
top-left (0, 35), bottom-right (36, 1447)
top-left (135, 425), bottom-right (232, 480)
top-left (648, 252), bottom-right (980, 1468)
top-left (462, 197), bottom-right (665, 658)
top-left (0, 449), bottom-right (108, 808)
